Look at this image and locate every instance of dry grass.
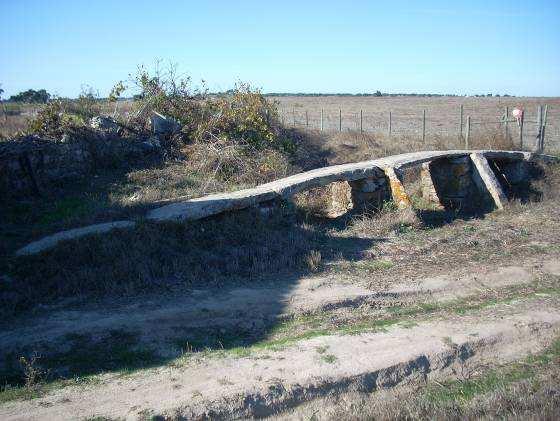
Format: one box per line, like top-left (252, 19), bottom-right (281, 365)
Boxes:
top-left (312, 128), bottom-right (518, 167)
top-left (1, 208), bottom-right (325, 317)
top-left (0, 103), bottom-right (34, 139)
top-left (273, 95), bottom-right (560, 153)
top-left (348, 205), bottom-right (422, 238)
top-left (3, 163), bottom-right (558, 319)
top-left (299, 338), bottom-right (560, 420)
top-left (1, 92), bottom-right (558, 319)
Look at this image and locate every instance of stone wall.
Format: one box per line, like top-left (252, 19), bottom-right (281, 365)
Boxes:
top-left (349, 175), bottom-right (390, 211)
top-left (0, 132), bottom-right (160, 198)
top-left (0, 136), bottom-right (92, 197)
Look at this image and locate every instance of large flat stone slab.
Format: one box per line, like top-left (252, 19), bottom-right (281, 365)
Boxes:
top-left (14, 150), bottom-right (556, 256)
top-left (147, 150), bottom-right (544, 222)
top-left (15, 221), bottom-right (136, 256)
top-left (470, 153), bottom-right (508, 209)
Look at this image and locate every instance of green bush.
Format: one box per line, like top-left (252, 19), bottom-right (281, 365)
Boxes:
top-left (9, 89), bottom-right (50, 103)
top-left (27, 100), bottom-right (85, 137)
top-left (130, 66), bottom-right (287, 151)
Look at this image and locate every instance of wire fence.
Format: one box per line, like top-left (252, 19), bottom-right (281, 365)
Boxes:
top-left (279, 104), bottom-right (559, 153)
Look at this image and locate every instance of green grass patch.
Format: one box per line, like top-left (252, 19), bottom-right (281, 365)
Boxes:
top-left (37, 197), bottom-right (93, 226)
top-left (354, 259), bottom-right (395, 272)
top-left (423, 337), bottom-right (560, 406)
top-left (2, 281), bottom-right (558, 405)
top-left (321, 354), bottom-right (337, 364)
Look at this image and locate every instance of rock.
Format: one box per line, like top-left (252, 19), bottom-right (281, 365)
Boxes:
top-left (384, 167), bottom-right (412, 209)
top-left (150, 112), bottom-right (181, 135)
top-left (15, 221), bottom-right (136, 256)
top-left (89, 116), bottom-right (120, 133)
top-left (470, 153), bottom-right (508, 210)
top-left (429, 156), bottom-right (476, 209)
top-left (501, 161), bottom-right (529, 185)
top-left (141, 136), bottom-right (161, 151)
top-left (420, 162), bottom-right (443, 207)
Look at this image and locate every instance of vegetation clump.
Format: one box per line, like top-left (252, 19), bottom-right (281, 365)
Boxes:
top-left (124, 65), bottom-right (296, 184)
top-left (9, 89), bottom-right (50, 103)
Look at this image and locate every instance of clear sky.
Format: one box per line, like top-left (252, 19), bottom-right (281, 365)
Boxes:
top-left (1, 0), bottom-right (559, 98)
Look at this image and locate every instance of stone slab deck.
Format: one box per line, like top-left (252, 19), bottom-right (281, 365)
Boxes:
top-left (14, 150), bottom-right (556, 256)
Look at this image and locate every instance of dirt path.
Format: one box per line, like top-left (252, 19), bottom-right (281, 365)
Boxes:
top-left (1, 298), bottom-right (558, 420)
top-left (0, 255), bottom-right (559, 420)
top-left (0, 257), bottom-right (554, 365)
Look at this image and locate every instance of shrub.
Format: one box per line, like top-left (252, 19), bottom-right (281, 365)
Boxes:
top-left (9, 89), bottom-right (50, 103)
top-left (129, 65), bottom-right (287, 151)
top-left (27, 100), bottom-right (85, 137)
top-left (193, 83), bottom-right (280, 149)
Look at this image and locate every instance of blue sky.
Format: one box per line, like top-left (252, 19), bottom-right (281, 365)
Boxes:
top-left (1, 0), bottom-right (559, 97)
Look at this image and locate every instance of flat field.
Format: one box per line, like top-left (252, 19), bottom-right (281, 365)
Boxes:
top-left (3, 96), bottom-right (560, 152)
top-left (271, 95), bottom-right (560, 152)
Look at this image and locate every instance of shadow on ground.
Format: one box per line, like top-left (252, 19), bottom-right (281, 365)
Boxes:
top-left (0, 202), bottom-right (382, 387)
top-left (0, 191), bottom-right (511, 390)
top-left (1, 135), bottom-right (554, 391)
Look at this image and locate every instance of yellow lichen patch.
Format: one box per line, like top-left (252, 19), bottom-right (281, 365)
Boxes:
top-left (385, 168), bottom-right (412, 209)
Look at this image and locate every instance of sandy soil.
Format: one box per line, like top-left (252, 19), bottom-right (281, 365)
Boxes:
top-left (0, 255), bottom-right (559, 420)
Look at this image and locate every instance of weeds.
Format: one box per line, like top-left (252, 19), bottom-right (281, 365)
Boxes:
top-left (347, 204), bottom-right (421, 238)
top-left (321, 354), bottom-right (337, 364)
top-left (316, 337), bottom-right (560, 420)
top-left (18, 354), bottom-right (45, 390)
top-left (305, 250), bottom-right (322, 272)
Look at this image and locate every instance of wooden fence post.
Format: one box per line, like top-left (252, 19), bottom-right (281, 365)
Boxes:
top-left (519, 111), bottom-right (524, 150)
top-left (360, 110), bottom-right (363, 133)
top-left (504, 106), bottom-right (509, 140)
top-left (459, 104), bottom-right (463, 139)
top-left (339, 109), bottom-right (342, 132)
top-left (466, 116), bottom-right (471, 149)
top-left (422, 109), bottom-right (426, 143)
top-left (320, 109), bottom-right (323, 131)
top-left (305, 110), bottom-right (308, 128)
top-left (541, 105), bottom-right (548, 152)
top-left (389, 111), bottom-right (392, 137)
top-left (536, 105), bottom-right (542, 152)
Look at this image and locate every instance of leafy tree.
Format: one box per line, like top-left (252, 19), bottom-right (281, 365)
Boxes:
top-left (9, 89), bottom-right (50, 103)
top-left (374, 90), bottom-right (382, 97)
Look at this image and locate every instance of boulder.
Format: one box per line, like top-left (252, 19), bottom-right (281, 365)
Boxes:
top-left (89, 116), bottom-right (121, 133)
top-left (150, 111), bottom-right (181, 135)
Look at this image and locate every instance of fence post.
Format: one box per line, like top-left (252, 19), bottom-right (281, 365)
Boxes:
top-left (389, 111), bottom-right (392, 137)
top-left (536, 105), bottom-right (542, 152)
top-left (466, 116), bottom-right (471, 149)
top-left (459, 104), bottom-right (463, 139)
top-left (504, 106), bottom-right (509, 140)
top-left (360, 110), bottom-right (363, 133)
top-left (305, 110), bottom-right (308, 128)
top-left (320, 109), bottom-right (324, 131)
top-left (422, 109), bottom-right (426, 143)
top-left (541, 105), bottom-right (548, 152)
top-left (519, 111), bottom-right (524, 150)
top-left (339, 109), bottom-right (342, 132)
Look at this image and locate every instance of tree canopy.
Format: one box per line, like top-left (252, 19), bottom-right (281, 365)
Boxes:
top-left (9, 89), bottom-right (51, 103)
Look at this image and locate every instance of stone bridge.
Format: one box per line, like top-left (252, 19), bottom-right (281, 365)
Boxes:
top-left (15, 150), bottom-right (557, 256)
